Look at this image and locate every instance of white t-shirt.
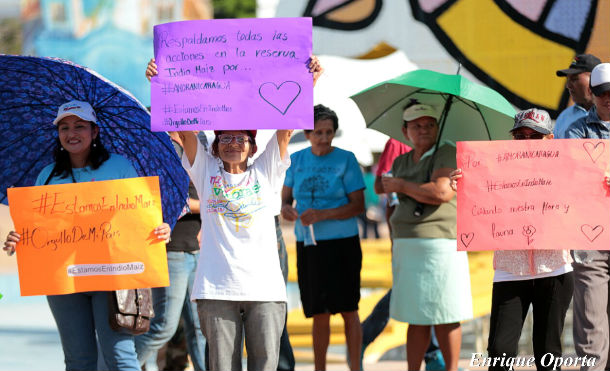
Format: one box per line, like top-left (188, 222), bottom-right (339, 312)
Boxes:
top-left (493, 263), bottom-right (573, 283)
top-left (183, 133), bottom-right (290, 302)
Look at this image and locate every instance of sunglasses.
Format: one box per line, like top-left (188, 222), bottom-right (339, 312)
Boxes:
top-left (218, 134), bottom-right (250, 145)
top-left (512, 133), bottom-right (545, 140)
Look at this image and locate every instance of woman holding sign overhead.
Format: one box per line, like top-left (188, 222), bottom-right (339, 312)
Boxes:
top-left (145, 56), bottom-right (322, 371)
top-left (380, 103), bottom-right (472, 371)
top-left (2, 100), bottom-right (171, 371)
top-left (450, 109), bottom-right (575, 371)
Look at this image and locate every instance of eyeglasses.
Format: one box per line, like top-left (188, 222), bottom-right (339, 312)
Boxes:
top-left (218, 134), bottom-right (250, 144)
top-left (512, 133), bottom-right (545, 140)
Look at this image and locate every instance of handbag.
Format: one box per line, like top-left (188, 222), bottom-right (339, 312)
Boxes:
top-left (108, 288), bottom-right (154, 335)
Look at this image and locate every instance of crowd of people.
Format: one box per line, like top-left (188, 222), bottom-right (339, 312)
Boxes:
top-left (2, 50), bottom-right (610, 371)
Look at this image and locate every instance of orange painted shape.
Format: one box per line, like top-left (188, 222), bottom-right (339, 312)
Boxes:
top-left (585, 0), bottom-right (610, 63)
top-left (456, 140), bottom-right (610, 251)
top-left (8, 176), bottom-right (169, 296)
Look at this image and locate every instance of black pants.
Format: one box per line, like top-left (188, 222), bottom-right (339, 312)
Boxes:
top-left (487, 272), bottom-right (574, 371)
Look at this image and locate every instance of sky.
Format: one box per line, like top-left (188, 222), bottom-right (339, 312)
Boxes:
top-left (0, 0), bottom-right (19, 19)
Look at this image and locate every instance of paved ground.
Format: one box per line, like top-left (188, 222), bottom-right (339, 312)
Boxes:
top-left (0, 213), bottom-right (582, 370)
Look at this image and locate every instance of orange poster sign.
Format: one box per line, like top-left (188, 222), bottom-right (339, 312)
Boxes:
top-left (456, 139), bottom-right (610, 251)
top-left (8, 177), bottom-right (169, 296)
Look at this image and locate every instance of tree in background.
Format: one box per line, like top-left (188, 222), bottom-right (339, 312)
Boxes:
top-left (0, 18), bottom-right (22, 54)
top-left (212, 0), bottom-right (256, 19)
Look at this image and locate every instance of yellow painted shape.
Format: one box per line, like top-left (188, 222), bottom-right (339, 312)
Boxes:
top-left (437, 0), bottom-right (574, 109)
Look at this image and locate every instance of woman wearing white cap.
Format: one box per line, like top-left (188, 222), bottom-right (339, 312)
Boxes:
top-left (380, 102), bottom-right (472, 371)
top-left (2, 100), bottom-right (171, 371)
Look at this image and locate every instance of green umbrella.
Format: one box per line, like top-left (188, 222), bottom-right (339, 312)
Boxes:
top-left (350, 69), bottom-right (516, 146)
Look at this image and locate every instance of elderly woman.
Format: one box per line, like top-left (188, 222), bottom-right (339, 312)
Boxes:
top-left (281, 104), bottom-right (365, 371)
top-left (145, 57), bottom-right (322, 371)
top-left (3, 100), bottom-right (171, 371)
top-left (450, 109), bottom-right (578, 371)
top-left (381, 103), bottom-right (472, 371)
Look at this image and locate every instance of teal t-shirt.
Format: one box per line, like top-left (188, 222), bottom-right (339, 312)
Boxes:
top-left (35, 154), bottom-right (138, 185)
top-left (284, 147), bottom-right (365, 241)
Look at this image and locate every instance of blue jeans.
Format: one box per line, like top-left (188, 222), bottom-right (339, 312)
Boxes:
top-left (47, 291), bottom-right (140, 371)
top-left (135, 251), bottom-right (206, 371)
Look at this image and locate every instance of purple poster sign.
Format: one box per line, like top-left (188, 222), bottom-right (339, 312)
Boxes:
top-left (151, 18), bottom-right (313, 131)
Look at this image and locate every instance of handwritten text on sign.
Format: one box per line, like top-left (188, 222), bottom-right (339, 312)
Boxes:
top-left (7, 177), bottom-right (169, 296)
top-left (456, 139), bottom-right (610, 251)
top-left (151, 17), bottom-right (313, 131)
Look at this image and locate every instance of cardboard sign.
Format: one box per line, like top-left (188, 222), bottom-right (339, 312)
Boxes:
top-left (151, 17), bottom-right (313, 131)
top-left (457, 139), bottom-right (610, 251)
top-left (8, 177), bottom-right (169, 296)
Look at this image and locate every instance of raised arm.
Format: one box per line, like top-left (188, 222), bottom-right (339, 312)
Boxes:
top-left (276, 130), bottom-right (293, 160)
top-left (178, 131), bottom-right (199, 166)
top-left (310, 55), bottom-right (323, 87)
top-left (145, 58), bottom-right (158, 81)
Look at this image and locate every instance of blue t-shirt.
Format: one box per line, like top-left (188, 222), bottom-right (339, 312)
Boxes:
top-left (35, 154), bottom-right (138, 186)
top-left (284, 147), bottom-right (365, 241)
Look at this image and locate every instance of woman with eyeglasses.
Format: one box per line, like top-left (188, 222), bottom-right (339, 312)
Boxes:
top-left (450, 108), bottom-right (578, 371)
top-left (281, 104), bottom-right (365, 371)
top-left (380, 103), bottom-right (472, 371)
top-left (145, 56), bottom-right (322, 371)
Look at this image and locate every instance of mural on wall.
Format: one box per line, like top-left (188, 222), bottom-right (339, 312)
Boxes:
top-left (279, 0), bottom-right (610, 117)
top-left (20, 0), bottom-right (212, 106)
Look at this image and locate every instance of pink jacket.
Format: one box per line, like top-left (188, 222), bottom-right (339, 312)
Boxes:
top-left (493, 249), bottom-right (572, 276)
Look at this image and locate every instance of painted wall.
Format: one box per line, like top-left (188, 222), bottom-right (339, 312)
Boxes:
top-left (20, 0), bottom-right (212, 106)
top-left (276, 0), bottom-right (610, 117)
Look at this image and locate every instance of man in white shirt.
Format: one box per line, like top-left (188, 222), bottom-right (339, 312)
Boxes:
top-left (554, 54), bottom-right (601, 138)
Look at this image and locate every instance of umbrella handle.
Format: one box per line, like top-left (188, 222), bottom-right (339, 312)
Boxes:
top-left (413, 203), bottom-right (424, 217)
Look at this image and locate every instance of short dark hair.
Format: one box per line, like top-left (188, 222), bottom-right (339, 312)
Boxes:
top-left (306, 104), bottom-right (338, 133)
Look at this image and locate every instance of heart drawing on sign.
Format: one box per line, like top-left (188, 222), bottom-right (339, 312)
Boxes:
top-left (258, 81), bottom-right (302, 115)
top-left (581, 224), bottom-right (604, 242)
top-left (583, 142), bottom-right (605, 163)
top-left (460, 233), bottom-right (474, 248)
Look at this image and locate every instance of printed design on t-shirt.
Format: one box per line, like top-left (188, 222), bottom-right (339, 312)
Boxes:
top-left (298, 175), bottom-right (329, 208)
top-left (207, 173), bottom-right (264, 231)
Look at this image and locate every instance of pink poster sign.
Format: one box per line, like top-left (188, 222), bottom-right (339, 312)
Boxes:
top-left (456, 139), bottom-right (610, 251)
top-left (151, 18), bottom-right (313, 131)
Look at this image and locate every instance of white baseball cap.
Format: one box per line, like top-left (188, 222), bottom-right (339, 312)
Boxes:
top-left (590, 63), bottom-right (610, 96)
top-left (403, 104), bottom-right (439, 122)
top-left (52, 100), bottom-right (97, 126)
